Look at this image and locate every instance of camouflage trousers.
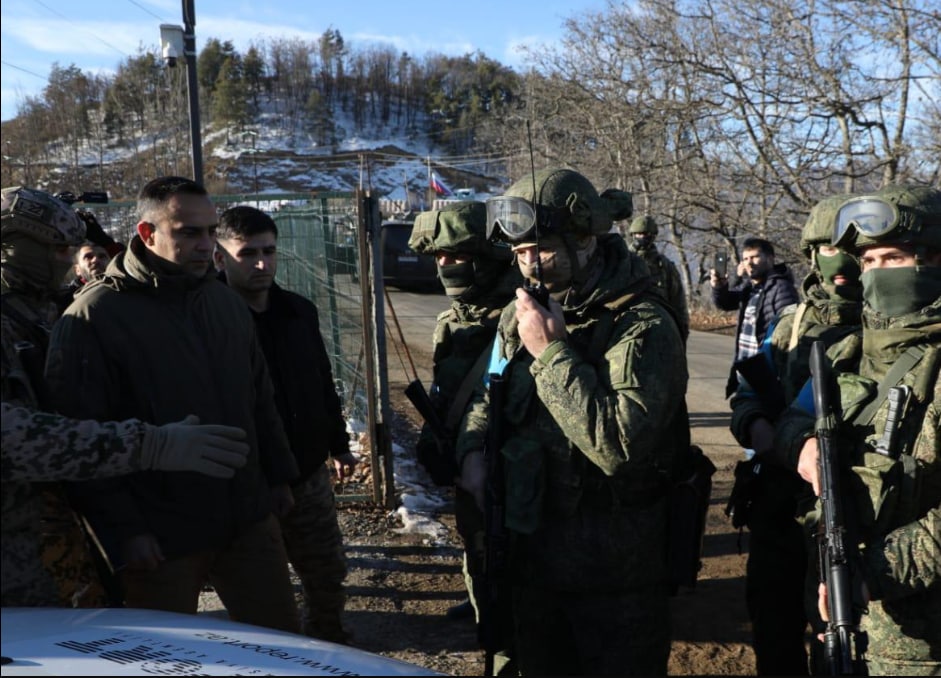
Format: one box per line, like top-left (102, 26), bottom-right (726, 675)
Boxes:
top-left (280, 464), bottom-right (349, 643)
top-left (38, 488), bottom-right (107, 608)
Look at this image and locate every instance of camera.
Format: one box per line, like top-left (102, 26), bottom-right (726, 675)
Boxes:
top-left (713, 251), bottom-right (728, 278)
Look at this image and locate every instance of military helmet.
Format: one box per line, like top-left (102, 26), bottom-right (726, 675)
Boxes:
top-left (409, 200), bottom-right (510, 260)
top-left (487, 168), bottom-right (615, 243)
top-left (800, 193), bottom-right (853, 258)
top-left (833, 184), bottom-right (941, 252)
top-left (1, 186), bottom-right (86, 246)
top-left (628, 215), bottom-right (658, 235)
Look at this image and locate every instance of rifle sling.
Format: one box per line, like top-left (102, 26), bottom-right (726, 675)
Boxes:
top-left (444, 339), bottom-right (494, 432)
top-left (851, 345), bottom-right (926, 427)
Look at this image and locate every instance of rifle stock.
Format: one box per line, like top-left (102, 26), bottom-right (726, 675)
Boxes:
top-left (404, 379), bottom-right (459, 485)
top-left (404, 379), bottom-right (449, 443)
top-left (809, 340), bottom-right (867, 675)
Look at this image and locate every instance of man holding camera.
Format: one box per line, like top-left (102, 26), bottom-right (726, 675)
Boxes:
top-left (710, 237), bottom-right (798, 397)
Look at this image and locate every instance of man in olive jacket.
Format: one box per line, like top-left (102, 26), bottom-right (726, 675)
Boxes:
top-left (45, 177), bottom-right (300, 634)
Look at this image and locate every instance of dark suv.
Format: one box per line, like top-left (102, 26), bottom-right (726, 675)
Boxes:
top-left (380, 219), bottom-right (441, 291)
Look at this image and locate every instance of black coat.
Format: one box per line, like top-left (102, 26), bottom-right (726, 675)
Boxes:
top-left (712, 263), bottom-right (799, 396)
top-left (252, 283), bottom-right (351, 483)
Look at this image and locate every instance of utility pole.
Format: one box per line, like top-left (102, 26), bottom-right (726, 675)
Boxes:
top-left (161, 8), bottom-right (203, 186)
top-left (182, 0), bottom-right (203, 186)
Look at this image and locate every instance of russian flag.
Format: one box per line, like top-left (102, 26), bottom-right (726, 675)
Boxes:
top-left (430, 170), bottom-right (453, 197)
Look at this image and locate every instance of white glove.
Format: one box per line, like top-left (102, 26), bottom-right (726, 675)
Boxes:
top-left (141, 415), bottom-right (249, 478)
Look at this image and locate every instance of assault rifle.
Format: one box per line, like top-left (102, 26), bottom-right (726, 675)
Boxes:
top-left (809, 340), bottom-right (867, 675)
top-left (404, 379), bottom-right (457, 485)
top-left (480, 372), bottom-right (508, 676)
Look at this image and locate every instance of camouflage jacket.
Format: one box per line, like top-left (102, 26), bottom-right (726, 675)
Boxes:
top-left (418, 267), bottom-right (521, 451)
top-left (1, 274), bottom-right (144, 606)
top-left (629, 242), bottom-right (689, 341)
top-left (456, 235), bottom-right (689, 593)
top-left (774, 297), bottom-right (941, 668)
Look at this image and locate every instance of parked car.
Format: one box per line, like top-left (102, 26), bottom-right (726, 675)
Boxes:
top-left (380, 218), bottom-right (441, 291)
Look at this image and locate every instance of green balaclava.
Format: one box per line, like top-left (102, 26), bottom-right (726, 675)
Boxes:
top-left (862, 265), bottom-right (941, 319)
top-left (409, 201), bottom-right (512, 303)
top-left (801, 193), bottom-right (861, 299)
top-left (1, 186), bottom-right (86, 293)
top-left (813, 248), bottom-right (861, 300)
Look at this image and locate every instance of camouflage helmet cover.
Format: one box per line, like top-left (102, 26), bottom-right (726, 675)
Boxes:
top-left (800, 193), bottom-right (853, 258)
top-left (409, 200), bottom-right (510, 259)
top-left (504, 168), bottom-right (613, 236)
top-left (1, 186), bottom-right (86, 246)
top-left (837, 184), bottom-right (941, 252)
top-left (628, 215), bottom-right (658, 235)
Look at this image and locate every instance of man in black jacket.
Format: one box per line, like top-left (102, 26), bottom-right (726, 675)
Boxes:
top-left (710, 237), bottom-right (799, 397)
top-left (215, 205), bottom-right (357, 644)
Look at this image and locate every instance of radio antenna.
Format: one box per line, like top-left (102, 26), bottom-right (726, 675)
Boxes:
top-left (525, 120), bottom-right (549, 306)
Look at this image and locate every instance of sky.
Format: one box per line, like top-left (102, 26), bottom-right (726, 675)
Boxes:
top-left (0, 0), bottom-right (599, 122)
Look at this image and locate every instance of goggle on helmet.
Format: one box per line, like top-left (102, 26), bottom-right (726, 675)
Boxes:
top-left (831, 185), bottom-right (941, 252)
top-left (484, 196), bottom-right (568, 244)
top-left (832, 197), bottom-right (900, 248)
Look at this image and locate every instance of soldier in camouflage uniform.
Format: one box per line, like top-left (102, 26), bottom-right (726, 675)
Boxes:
top-left (775, 184), bottom-right (941, 676)
top-left (729, 194), bottom-right (863, 675)
top-left (456, 169), bottom-right (687, 675)
top-left (408, 201), bottom-right (520, 628)
top-left (1, 186), bottom-right (249, 607)
top-left (625, 215), bottom-right (689, 341)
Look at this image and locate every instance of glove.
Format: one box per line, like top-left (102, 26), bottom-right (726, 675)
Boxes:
top-left (76, 209), bottom-right (116, 248)
top-left (140, 415), bottom-right (249, 478)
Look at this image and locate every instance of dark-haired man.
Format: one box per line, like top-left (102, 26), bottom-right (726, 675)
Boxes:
top-left (214, 205), bottom-right (357, 644)
top-left (46, 177), bottom-right (300, 633)
top-left (711, 237), bottom-right (799, 396)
